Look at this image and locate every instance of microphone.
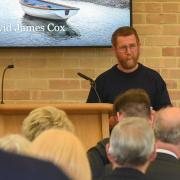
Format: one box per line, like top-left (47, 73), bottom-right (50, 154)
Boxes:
top-left (1, 64), bottom-right (14, 104)
top-left (77, 72), bottom-right (94, 83)
top-left (77, 72), bottom-right (101, 103)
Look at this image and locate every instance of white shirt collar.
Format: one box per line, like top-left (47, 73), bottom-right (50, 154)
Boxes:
top-left (156, 148), bottom-right (178, 159)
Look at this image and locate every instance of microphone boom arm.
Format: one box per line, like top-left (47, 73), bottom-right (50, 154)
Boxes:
top-left (77, 72), bottom-right (101, 103)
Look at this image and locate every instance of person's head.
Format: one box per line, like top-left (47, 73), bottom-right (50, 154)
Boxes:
top-left (30, 129), bottom-right (91, 180)
top-left (154, 107), bottom-right (180, 157)
top-left (22, 106), bottom-right (74, 141)
top-left (113, 88), bottom-right (152, 121)
top-left (111, 26), bottom-right (140, 72)
top-left (108, 117), bottom-right (156, 173)
top-left (0, 134), bottom-right (31, 155)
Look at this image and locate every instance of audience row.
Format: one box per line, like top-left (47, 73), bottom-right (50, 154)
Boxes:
top-left (0, 89), bottom-right (179, 180)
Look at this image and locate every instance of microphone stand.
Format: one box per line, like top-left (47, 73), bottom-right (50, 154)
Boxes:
top-left (90, 80), bottom-right (101, 103)
top-left (77, 72), bottom-right (101, 103)
top-left (1, 65), bottom-right (14, 104)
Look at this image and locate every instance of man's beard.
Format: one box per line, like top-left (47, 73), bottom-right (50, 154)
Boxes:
top-left (120, 57), bottom-right (138, 70)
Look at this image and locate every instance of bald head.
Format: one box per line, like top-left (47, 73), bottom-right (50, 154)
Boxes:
top-left (154, 107), bottom-right (180, 145)
top-left (156, 107), bottom-right (180, 129)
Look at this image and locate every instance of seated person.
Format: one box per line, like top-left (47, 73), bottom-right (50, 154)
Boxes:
top-left (22, 106), bottom-right (74, 141)
top-left (102, 117), bottom-right (156, 180)
top-left (87, 88), bottom-right (153, 179)
top-left (30, 129), bottom-right (91, 180)
top-left (146, 107), bottom-right (180, 180)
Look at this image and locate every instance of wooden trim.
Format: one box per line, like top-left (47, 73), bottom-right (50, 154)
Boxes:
top-left (101, 113), bottom-right (110, 138)
top-left (0, 103), bottom-right (112, 114)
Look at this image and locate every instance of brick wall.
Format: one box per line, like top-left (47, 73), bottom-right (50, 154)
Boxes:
top-left (0, 0), bottom-right (180, 105)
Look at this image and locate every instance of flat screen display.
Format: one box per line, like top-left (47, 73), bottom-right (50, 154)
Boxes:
top-left (0, 0), bottom-right (132, 47)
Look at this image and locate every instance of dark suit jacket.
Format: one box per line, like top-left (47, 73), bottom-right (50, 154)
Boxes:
top-left (146, 152), bottom-right (180, 180)
top-left (101, 167), bottom-right (148, 180)
top-left (87, 138), bottom-right (110, 179)
top-left (0, 150), bottom-right (69, 180)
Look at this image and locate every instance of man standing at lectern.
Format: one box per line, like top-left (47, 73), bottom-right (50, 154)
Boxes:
top-left (87, 26), bottom-right (171, 110)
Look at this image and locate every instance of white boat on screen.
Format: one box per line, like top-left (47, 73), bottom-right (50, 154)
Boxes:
top-left (19, 0), bottom-right (80, 20)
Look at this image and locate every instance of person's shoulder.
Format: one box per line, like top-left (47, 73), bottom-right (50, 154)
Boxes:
top-left (88, 138), bottom-right (109, 152)
top-left (96, 65), bottom-right (117, 80)
top-left (98, 138), bottom-right (109, 147)
top-left (87, 138), bottom-right (110, 165)
top-left (146, 153), bottom-right (180, 179)
top-left (140, 64), bottom-right (159, 75)
top-left (140, 64), bottom-right (163, 80)
top-left (0, 150), bottom-right (69, 180)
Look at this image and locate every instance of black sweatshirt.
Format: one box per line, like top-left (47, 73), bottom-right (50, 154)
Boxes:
top-left (87, 63), bottom-right (171, 111)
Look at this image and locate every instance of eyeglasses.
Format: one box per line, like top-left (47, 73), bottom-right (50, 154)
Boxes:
top-left (118, 44), bottom-right (137, 53)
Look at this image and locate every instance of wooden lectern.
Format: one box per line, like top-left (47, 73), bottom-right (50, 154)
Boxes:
top-left (0, 103), bottom-right (112, 149)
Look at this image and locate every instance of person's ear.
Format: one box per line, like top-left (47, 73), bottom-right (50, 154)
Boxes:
top-left (106, 143), bottom-right (120, 169)
top-left (106, 143), bottom-right (114, 164)
top-left (116, 112), bottom-right (124, 122)
top-left (106, 143), bottom-right (111, 161)
top-left (149, 109), bottom-right (156, 128)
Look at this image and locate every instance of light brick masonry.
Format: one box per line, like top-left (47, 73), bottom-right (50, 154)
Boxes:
top-left (0, 0), bottom-right (180, 106)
